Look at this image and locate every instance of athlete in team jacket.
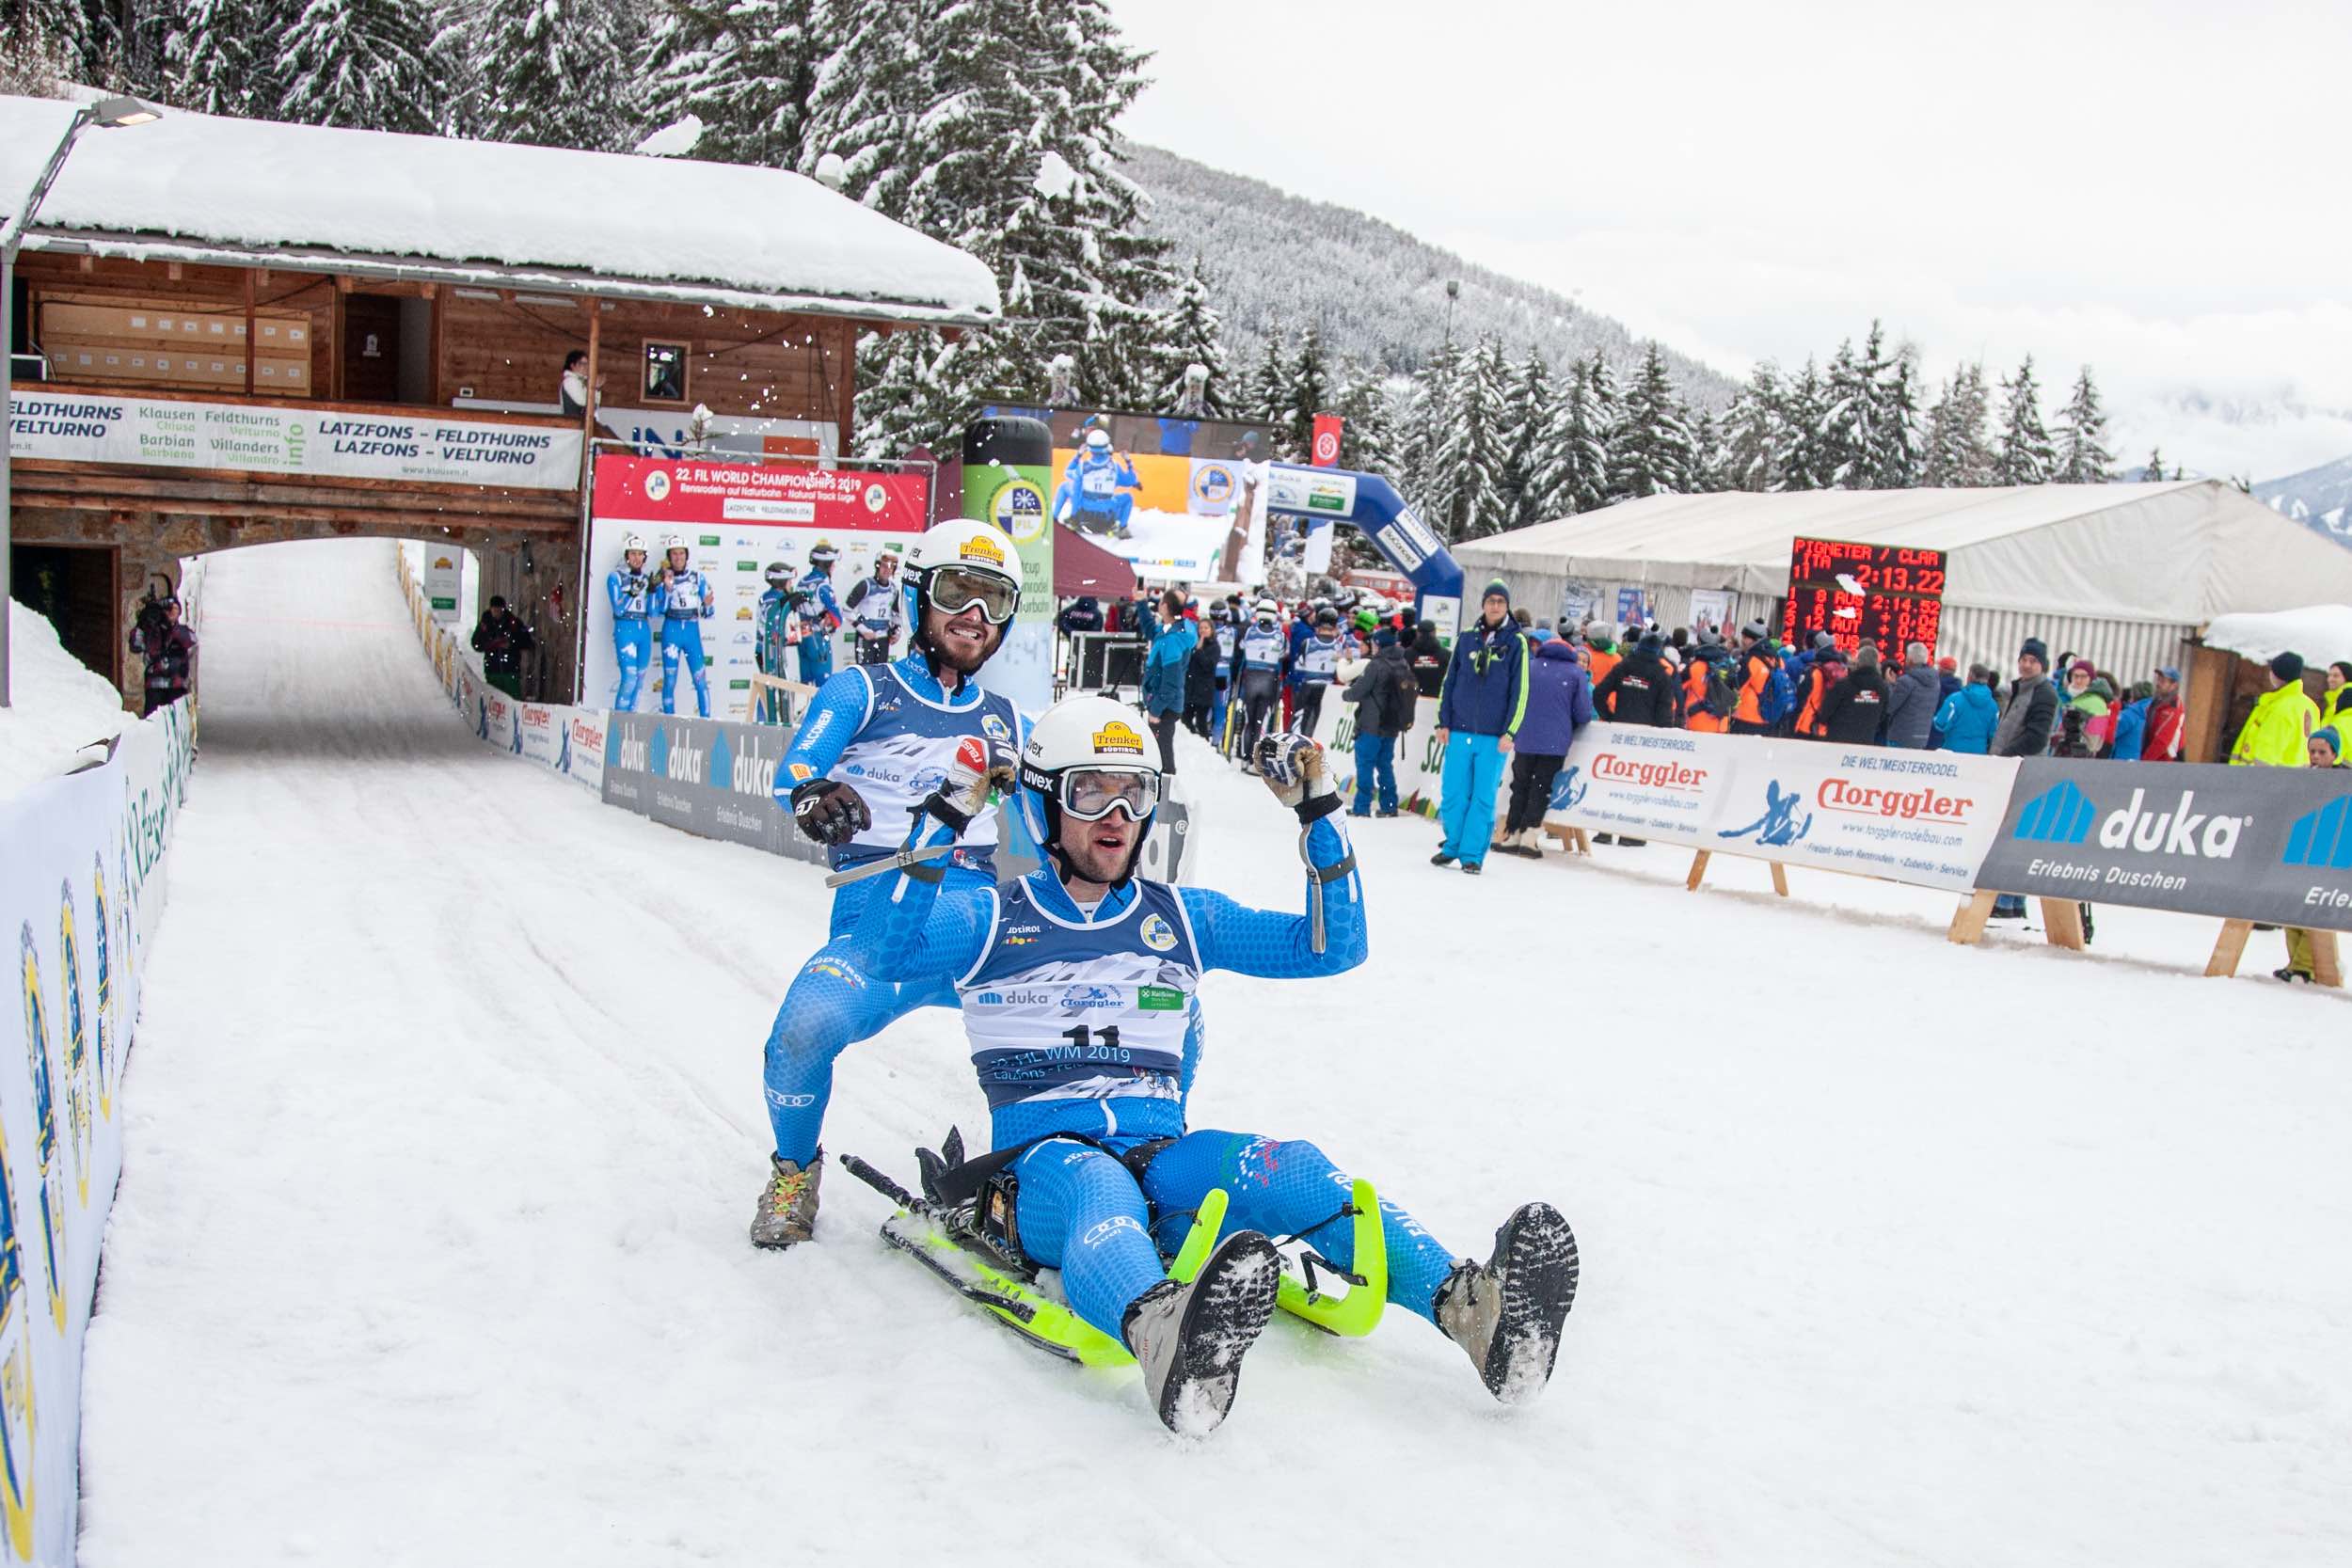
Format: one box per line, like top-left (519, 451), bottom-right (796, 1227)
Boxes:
top-left (750, 519), bottom-right (1026, 1248)
top-left (828, 695), bottom-right (1579, 1433)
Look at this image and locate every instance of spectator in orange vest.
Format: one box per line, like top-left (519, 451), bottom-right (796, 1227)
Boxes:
top-left (1794, 645), bottom-right (1846, 738)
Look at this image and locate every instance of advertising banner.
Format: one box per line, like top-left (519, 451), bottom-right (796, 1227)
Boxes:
top-left (1308, 689), bottom-right (1448, 817)
top-left (1696, 740), bottom-right (2020, 892)
top-left (585, 454), bottom-right (930, 722)
top-left (1690, 589), bottom-right (1736, 633)
top-left (1549, 722), bottom-right (1729, 847)
top-left (562, 710), bottom-right (607, 793)
top-left (1311, 414), bottom-right (1344, 467)
top-left (1975, 761), bottom-right (2352, 927)
top-left (599, 710), bottom-right (825, 865)
top-left (0, 701), bottom-right (194, 1565)
top-left (981, 404), bottom-right (1280, 584)
top-left (421, 549), bottom-right (463, 624)
top-left (9, 391), bottom-right (580, 490)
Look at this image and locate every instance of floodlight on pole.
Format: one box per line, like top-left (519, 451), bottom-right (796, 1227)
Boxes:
top-left (2, 94), bottom-right (161, 707)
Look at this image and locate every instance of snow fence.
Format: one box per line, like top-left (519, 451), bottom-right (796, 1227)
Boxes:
top-left (1311, 687), bottom-right (2352, 931)
top-left (0, 697), bottom-right (196, 1562)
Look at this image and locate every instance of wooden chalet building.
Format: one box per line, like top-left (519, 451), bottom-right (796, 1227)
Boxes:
top-left (1, 95), bottom-right (998, 703)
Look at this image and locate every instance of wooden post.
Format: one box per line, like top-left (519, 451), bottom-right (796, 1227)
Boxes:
top-left (1770, 862), bottom-right (1789, 898)
top-left (242, 269), bottom-right (257, 395)
top-left (580, 297), bottom-right (601, 483)
top-left (1948, 891), bottom-right (1997, 945)
top-left (1685, 850), bottom-right (1710, 893)
top-left (2312, 930), bottom-right (2344, 989)
top-left (2204, 920), bottom-right (2254, 978)
top-left (2040, 897), bottom-right (2087, 951)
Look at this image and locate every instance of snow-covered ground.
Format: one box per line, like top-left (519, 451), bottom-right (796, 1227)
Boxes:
top-left (0, 602), bottom-right (132, 803)
top-left (79, 540), bottom-right (2352, 1567)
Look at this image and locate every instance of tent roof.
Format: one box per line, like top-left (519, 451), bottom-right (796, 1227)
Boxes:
top-left (0, 96), bottom-right (999, 326)
top-left (1052, 525), bottom-right (1135, 598)
top-left (1452, 482), bottom-right (2352, 624)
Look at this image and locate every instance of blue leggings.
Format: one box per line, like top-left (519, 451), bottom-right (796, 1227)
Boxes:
top-left (761, 870), bottom-right (988, 1162)
top-left (613, 622), bottom-right (651, 711)
top-left (1009, 1129), bottom-right (1460, 1341)
top-left (661, 621), bottom-right (710, 717)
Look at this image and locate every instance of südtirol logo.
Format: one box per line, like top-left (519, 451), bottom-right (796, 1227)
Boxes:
top-left (18, 926), bottom-right (65, 1332)
top-left (58, 884), bottom-right (90, 1208)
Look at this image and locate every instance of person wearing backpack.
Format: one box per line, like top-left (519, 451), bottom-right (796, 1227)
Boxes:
top-left (1931, 664), bottom-right (2000, 753)
top-left (1682, 630), bottom-right (1737, 734)
top-left (1728, 623), bottom-right (1785, 736)
top-left (1343, 626), bottom-right (1420, 816)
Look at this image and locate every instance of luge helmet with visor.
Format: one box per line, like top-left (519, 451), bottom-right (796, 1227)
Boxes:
top-left (901, 519), bottom-right (1025, 673)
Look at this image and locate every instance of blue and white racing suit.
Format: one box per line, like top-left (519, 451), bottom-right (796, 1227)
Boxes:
top-left (1056, 450), bottom-right (1142, 535)
top-left (795, 568), bottom-right (844, 687)
top-left (760, 656), bottom-right (1025, 1161)
top-left (607, 566), bottom-right (654, 711)
top-left (841, 806), bottom-right (1463, 1341)
top-left (656, 568), bottom-right (714, 717)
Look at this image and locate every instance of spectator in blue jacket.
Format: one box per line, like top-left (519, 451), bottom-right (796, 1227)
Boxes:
top-left (2107, 680), bottom-right (2155, 761)
top-left (1498, 638), bottom-right (1595, 857)
top-left (1931, 662), bottom-right (2000, 754)
top-left (1432, 580), bottom-right (1531, 875)
top-left (1141, 588), bottom-right (1196, 773)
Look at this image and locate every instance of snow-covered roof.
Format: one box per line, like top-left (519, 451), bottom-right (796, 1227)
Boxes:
top-left (2203, 606), bottom-right (2352, 671)
top-left (0, 96), bottom-right (999, 326)
top-left (1453, 481), bottom-right (2352, 626)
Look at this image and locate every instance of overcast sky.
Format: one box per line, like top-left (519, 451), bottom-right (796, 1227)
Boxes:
top-left (1107, 0), bottom-right (2352, 481)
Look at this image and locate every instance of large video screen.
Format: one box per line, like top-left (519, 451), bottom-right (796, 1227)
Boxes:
top-left (981, 404), bottom-right (1280, 583)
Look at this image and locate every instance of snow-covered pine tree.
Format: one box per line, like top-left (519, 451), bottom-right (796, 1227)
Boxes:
top-left (1495, 352), bottom-right (1565, 528)
top-left (278, 0), bottom-right (443, 134)
top-left (1608, 341), bottom-right (1695, 499)
top-left (1243, 328), bottom-right (1291, 432)
top-left (166, 0), bottom-right (262, 116)
top-left (453, 0), bottom-right (643, 150)
top-left (1994, 355), bottom-right (2056, 484)
top-left (1396, 335), bottom-right (1457, 503)
top-left (1283, 323), bottom-right (1331, 459)
top-left (644, 0), bottom-right (816, 169)
top-left (1565, 351), bottom-right (1619, 511)
top-left (1920, 362), bottom-right (1995, 486)
top-left (1720, 362), bottom-right (1788, 492)
top-left (1774, 357), bottom-right (1830, 491)
top-left (1686, 407), bottom-right (1724, 493)
top-left (1869, 338), bottom-right (1924, 488)
top-left (2051, 365), bottom-right (2114, 483)
top-left (1148, 256), bottom-right (1228, 417)
top-left (1331, 359), bottom-right (1401, 481)
top-left (1, 3), bottom-right (81, 95)
top-left (1819, 336), bottom-right (1869, 487)
top-left (1422, 333), bottom-right (1510, 540)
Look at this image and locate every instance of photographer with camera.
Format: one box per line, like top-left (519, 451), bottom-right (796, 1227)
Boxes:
top-left (128, 578), bottom-right (199, 716)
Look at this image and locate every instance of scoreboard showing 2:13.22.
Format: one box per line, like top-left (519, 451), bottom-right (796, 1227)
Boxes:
top-left (1780, 536), bottom-right (1947, 661)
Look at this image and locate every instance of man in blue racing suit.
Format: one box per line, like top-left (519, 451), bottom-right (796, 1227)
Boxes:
top-left (794, 541), bottom-right (846, 687)
top-left (750, 519), bottom-right (1028, 1246)
top-left (606, 532), bottom-right (654, 711)
top-left (653, 534), bottom-right (714, 717)
top-left (806, 695), bottom-right (1579, 1433)
top-left (1054, 428), bottom-right (1143, 538)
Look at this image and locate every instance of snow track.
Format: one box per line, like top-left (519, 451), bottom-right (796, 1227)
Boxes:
top-left (80, 541), bottom-right (2352, 1566)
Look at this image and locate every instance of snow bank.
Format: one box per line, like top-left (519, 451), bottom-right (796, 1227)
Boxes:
top-left (0, 95), bottom-right (998, 323)
top-left (2204, 604), bottom-right (2352, 670)
top-left (0, 601), bottom-right (131, 803)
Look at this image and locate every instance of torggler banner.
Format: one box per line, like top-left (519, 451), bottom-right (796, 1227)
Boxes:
top-left (1975, 760), bottom-right (2352, 927)
top-left (1548, 723), bottom-right (1731, 847)
top-left (1698, 740), bottom-right (2019, 892)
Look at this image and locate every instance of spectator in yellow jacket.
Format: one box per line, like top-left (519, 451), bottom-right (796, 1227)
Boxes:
top-left (2230, 653), bottom-right (2321, 767)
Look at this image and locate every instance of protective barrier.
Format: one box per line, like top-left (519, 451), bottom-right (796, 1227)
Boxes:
top-left (0, 700), bottom-right (195, 1563)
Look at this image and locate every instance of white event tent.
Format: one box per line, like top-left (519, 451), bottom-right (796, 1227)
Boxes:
top-left (1451, 482), bottom-right (2352, 689)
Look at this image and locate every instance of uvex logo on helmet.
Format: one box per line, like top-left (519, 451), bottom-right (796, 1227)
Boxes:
top-left (960, 534), bottom-right (1006, 567)
top-left (1091, 721), bottom-right (1145, 756)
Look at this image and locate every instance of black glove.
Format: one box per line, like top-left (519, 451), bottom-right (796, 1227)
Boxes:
top-left (921, 735), bottom-right (1020, 835)
top-left (790, 778), bottom-right (871, 845)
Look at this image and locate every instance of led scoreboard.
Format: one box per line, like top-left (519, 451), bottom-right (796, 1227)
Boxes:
top-left (1781, 536), bottom-right (1946, 661)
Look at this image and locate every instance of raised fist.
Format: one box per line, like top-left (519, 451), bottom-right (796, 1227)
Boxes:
top-left (790, 778), bottom-right (872, 846)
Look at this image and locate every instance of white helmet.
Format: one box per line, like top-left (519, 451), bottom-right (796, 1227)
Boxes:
top-left (621, 532), bottom-right (647, 556)
top-left (660, 532), bottom-right (685, 553)
top-left (1084, 428), bottom-right (1113, 452)
top-left (1253, 598), bottom-right (1279, 620)
top-left (903, 519), bottom-right (1024, 671)
top-left (1016, 695), bottom-right (1162, 879)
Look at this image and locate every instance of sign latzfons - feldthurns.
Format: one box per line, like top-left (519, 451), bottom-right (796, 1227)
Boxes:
top-left (9, 392), bottom-right (582, 491)
top-left (1976, 760), bottom-right (2352, 928)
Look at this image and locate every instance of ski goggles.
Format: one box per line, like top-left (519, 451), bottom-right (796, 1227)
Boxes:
top-left (926, 567), bottom-right (1020, 625)
top-left (1058, 768), bottom-right (1161, 822)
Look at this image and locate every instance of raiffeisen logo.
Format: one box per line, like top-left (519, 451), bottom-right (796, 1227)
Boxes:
top-left (1817, 779), bottom-right (1973, 821)
top-left (1592, 752), bottom-right (1707, 791)
top-left (2015, 780), bottom-right (2248, 858)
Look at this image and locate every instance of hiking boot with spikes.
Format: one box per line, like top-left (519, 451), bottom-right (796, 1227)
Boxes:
top-left (1434, 1201), bottom-right (1580, 1405)
top-left (750, 1152), bottom-right (823, 1249)
top-left (1121, 1230), bottom-right (1282, 1436)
